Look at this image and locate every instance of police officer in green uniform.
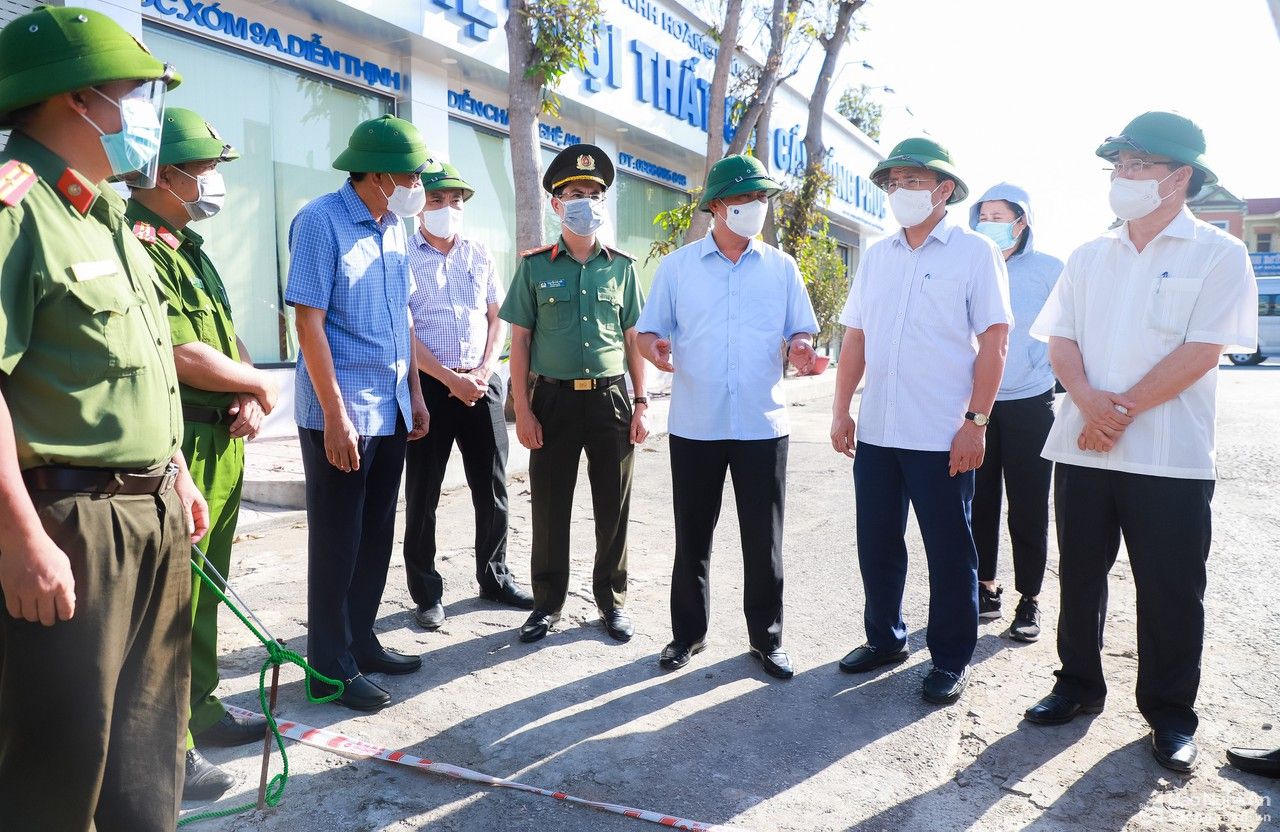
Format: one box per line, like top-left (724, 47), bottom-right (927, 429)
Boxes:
top-left (499, 143), bottom-right (649, 644)
top-left (126, 107), bottom-right (278, 801)
top-left (0, 7), bottom-right (209, 831)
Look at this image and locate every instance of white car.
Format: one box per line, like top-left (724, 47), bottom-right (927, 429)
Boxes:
top-left (1228, 276), bottom-right (1280, 365)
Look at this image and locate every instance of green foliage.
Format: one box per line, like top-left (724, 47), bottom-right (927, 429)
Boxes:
top-left (836, 83), bottom-right (882, 141)
top-left (647, 189), bottom-right (701, 265)
top-left (522, 0), bottom-right (605, 116)
top-left (777, 167), bottom-right (848, 347)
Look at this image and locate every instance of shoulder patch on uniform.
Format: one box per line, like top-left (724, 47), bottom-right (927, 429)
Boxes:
top-left (520, 243), bottom-right (555, 258)
top-left (604, 244), bottom-right (635, 261)
top-left (0, 160), bottom-right (37, 208)
top-left (56, 168), bottom-right (95, 215)
top-left (132, 221), bottom-right (157, 243)
top-left (157, 228), bottom-right (181, 250)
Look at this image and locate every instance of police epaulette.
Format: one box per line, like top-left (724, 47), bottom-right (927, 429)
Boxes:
top-left (132, 221), bottom-right (157, 244)
top-left (0, 160), bottom-right (37, 208)
top-left (520, 244), bottom-right (555, 258)
top-left (604, 245), bottom-right (635, 261)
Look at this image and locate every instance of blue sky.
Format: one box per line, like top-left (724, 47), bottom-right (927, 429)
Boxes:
top-left (832, 0), bottom-right (1280, 254)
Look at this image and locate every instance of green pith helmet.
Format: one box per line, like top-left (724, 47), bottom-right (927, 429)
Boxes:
top-left (697, 154), bottom-right (784, 212)
top-left (333, 114), bottom-right (440, 175)
top-left (422, 162), bottom-right (475, 201)
top-left (870, 137), bottom-right (968, 204)
top-left (158, 107), bottom-right (238, 166)
top-left (0, 5), bottom-right (180, 127)
top-left (1096, 111), bottom-right (1217, 186)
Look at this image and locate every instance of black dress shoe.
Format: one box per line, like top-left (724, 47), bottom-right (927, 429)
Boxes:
top-left (922, 666), bottom-right (970, 705)
top-left (520, 609), bottom-right (560, 643)
top-left (1226, 746), bottom-right (1280, 778)
top-left (183, 749), bottom-right (234, 803)
top-left (193, 709), bottom-right (269, 748)
top-left (311, 674), bottom-right (391, 711)
top-left (1024, 692), bottom-right (1105, 725)
top-left (356, 647), bottom-right (423, 675)
top-left (600, 608), bottom-right (634, 642)
top-left (1152, 730), bottom-right (1198, 772)
top-left (480, 583), bottom-right (536, 610)
top-left (414, 602), bottom-right (445, 630)
top-left (749, 646), bottom-right (794, 680)
top-left (838, 643), bottom-right (908, 674)
top-left (658, 639), bottom-right (706, 670)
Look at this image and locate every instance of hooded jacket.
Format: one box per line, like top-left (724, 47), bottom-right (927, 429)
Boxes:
top-left (969, 183), bottom-right (1063, 400)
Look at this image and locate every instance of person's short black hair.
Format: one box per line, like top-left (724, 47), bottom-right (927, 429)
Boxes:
top-left (349, 172), bottom-right (368, 183)
top-left (1186, 167), bottom-right (1206, 198)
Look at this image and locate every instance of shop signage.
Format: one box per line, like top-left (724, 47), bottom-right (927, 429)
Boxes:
top-left (617, 152), bottom-right (688, 187)
top-left (446, 89), bottom-right (582, 148)
top-left (1251, 252), bottom-right (1280, 276)
top-left (773, 128), bottom-right (886, 223)
top-left (141, 0), bottom-right (403, 92)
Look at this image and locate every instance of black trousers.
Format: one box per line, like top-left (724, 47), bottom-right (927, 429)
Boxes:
top-left (1051, 463), bottom-right (1214, 735)
top-left (402, 372), bottom-right (512, 607)
top-left (972, 388), bottom-right (1054, 597)
top-left (669, 435), bottom-right (787, 652)
top-left (528, 377), bottom-right (633, 613)
top-left (300, 419), bottom-right (407, 681)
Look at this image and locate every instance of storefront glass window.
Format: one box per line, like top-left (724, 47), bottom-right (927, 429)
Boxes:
top-left (143, 26), bottom-right (392, 362)
top-left (614, 172), bottom-right (688, 291)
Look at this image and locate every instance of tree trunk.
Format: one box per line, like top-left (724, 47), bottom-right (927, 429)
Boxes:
top-left (685, 0), bottom-right (744, 244)
top-left (803, 0), bottom-right (864, 171)
top-left (758, 88), bottom-right (778, 245)
top-left (506, 0), bottom-right (547, 253)
top-left (723, 0), bottom-right (803, 158)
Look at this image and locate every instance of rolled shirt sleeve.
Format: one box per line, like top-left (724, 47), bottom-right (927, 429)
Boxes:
top-left (838, 257), bottom-right (866, 330)
top-left (635, 257), bottom-right (676, 337)
top-left (498, 257), bottom-right (537, 329)
top-left (1185, 245), bottom-right (1259, 353)
top-left (284, 206), bottom-right (338, 311)
top-left (618, 262), bottom-right (644, 330)
top-left (1030, 251), bottom-right (1082, 343)
top-left (783, 255), bottom-right (819, 338)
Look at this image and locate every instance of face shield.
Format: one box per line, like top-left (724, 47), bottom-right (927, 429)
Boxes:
top-left (85, 67), bottom-right (173, 189)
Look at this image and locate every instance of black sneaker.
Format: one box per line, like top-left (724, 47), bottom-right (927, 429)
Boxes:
top-left (979, 584), bottom-right (1003, 619)
top-left (1010, 596), bottom-right (1041, 642)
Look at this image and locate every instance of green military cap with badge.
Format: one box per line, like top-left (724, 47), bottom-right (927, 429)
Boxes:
top-left (333, 114), bottom-right (441, 175)
top-left (422, 162), bottom-right (475, 201)
top-left (870, 136), bottom-right (969, 204)
top-left (1096, 111), bottom-right (1216, 186)
top-left (696, 153), bottom-right (784, 212)
top-left (543, 143), bottom-right (614, 194)
top-left (0, 5), bottom-right (180, 127)
top-left (158, 107), bottom-right (238, 166)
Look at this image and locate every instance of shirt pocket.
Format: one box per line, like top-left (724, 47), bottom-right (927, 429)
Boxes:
top-left (64, 273), bottom-right (154, 380)
top-left (744, 288), bottom-right (785, 335)
top-left (183, 289), bottom-right (223, 348)
top-left (596, 284), bottom-right (623, 334)
top-left (916, 277), bottom-right (965, 327)
top-left (535, 285), bottom-right (573, 331)
top-left (1143, 277), bottom-right (1201, 344)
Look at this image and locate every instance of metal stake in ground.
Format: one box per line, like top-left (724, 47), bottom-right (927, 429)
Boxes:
top-left (257, 661), bottom-right (281, 810)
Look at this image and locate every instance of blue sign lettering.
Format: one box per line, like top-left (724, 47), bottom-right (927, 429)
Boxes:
top-left (616, 152), bottom-right (688, 187)
top-left (141, 0), bottom-right (402, 91)
top-left (446, 89), bottom-right (580, 147)
top-left (1251, 252), bottom-right (1280, 276)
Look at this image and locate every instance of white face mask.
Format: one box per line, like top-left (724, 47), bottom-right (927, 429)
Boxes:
top-left (170, 167), bottom-right (226, 222)
top-left (380, 177), bottom-right (426, 219)
top-left (888, 183), bottom-right (943, 228)
top-left (1108, 171), bottom-right (1177, 221)
top-left (719, 199), bottom-right (767, 239)
top-left (422, 205), bottom-right (463, 239)
top-left (559, 197), bottom-right (607, 237)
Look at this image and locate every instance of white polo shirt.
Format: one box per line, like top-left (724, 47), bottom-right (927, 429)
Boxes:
top-left (1030, 208), bottom-right (1258, 480)
top-left (840, 214), bottom-right (1013, 452)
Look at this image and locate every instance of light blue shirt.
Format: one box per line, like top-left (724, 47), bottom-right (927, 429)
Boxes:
top-left (285, 182), bottom-right (413, 435)
top-left (636, 234), bottom-right (818, 441)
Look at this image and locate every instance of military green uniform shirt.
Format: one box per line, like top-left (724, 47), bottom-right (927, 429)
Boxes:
top-left (0, 133), bottom-right (182, 470)
top-left (125, 201), bottom-right (240, 409)
top-left (499, 237), bottom-right (643, 379)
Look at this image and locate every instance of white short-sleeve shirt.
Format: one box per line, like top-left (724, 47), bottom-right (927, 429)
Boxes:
top-left (840, 214), bottom-right (1013, 452)
top-left (1030, 207), bottom-right (1258, 480)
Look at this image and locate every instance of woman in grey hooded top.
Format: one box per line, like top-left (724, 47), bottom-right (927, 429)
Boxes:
top-left (968, 183), bottom-right (1062, 642)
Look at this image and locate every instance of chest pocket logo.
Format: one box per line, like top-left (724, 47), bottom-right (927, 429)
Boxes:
top-left (536, 284), bottom-right (573, 331)
top-left (64, 270), bottom-right (154, 380)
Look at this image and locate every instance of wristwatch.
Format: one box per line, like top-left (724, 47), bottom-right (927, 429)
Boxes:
top-left (633, 396), bottom-right (649, 405)
top-left (964, 411), bottom-right (989, 427)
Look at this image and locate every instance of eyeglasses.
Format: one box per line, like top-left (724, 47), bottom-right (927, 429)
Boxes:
top-left (877, 176), bottom-right (938, 193)
top-left (1106, 159), bottom-right (1183, 176)
top-left (561, 191), bottom-right (604, 202)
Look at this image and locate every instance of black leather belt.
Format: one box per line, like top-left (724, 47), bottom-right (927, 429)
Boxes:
top-left (537, 374), bottom-right (624, 391)
top-left (23, 464), bottom-right (179, 496)
top-left (183, 404), bottom-right (232, 425)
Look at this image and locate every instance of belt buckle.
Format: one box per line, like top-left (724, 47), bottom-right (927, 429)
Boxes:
top-left (160, 464), bottom-right (179, 495)
top-left (573, 379), bottom-right (593, 391)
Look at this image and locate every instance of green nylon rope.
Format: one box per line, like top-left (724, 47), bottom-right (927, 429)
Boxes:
top-left (177, 554), bottom-right (345, 827)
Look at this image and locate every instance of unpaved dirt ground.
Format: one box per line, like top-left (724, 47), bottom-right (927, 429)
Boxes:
top-left (188, 363), bottom-right (1280, 831)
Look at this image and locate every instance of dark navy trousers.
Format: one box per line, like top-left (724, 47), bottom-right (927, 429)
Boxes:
top-left (853, 441), bottom-right (979, 674)
top-left (300, 419), bottom-right (408, 681)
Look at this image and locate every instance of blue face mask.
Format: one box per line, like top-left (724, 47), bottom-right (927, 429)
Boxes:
top-left (976, 220), bottom-right (1019, 251)
top-left (559, 197), bottom-right (606, 237)
top-left (79, 86), bottom-right (164, 184)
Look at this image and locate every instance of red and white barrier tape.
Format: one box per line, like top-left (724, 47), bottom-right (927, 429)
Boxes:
top-left (225, 705), bottom-right (749, 831)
